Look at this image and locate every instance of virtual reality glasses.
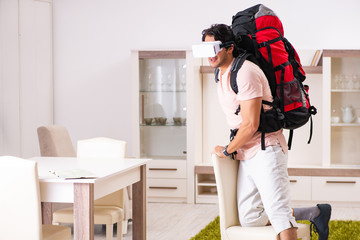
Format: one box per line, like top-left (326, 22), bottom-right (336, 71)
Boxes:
top-left (192, 41), bottom-right (234, 58)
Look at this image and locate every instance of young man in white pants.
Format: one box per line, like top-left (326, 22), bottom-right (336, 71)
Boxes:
top-left (202, 24), bottom-right (331, 240)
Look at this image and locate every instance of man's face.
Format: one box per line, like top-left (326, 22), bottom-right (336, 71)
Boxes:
top-left (204, 35), bottom-right (232, 69)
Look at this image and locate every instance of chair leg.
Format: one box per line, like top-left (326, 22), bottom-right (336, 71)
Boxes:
top-left (106, 224), bottom-right (113, 240)
top-left (122, 220), bottom-right (128, 234)
top-left (117, 221), bottom-right (123, 240)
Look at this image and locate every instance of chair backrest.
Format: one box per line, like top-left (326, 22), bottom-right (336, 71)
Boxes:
top-left (77, 137), bottom-right (127, 158)
top-left (212, 154), bottom-right (240, 233)
top-left (0, 156), bottom-right (42, 240)
top-left (37, 125), bottom-right (76, 157)
top-left (77, 137), bottom-right (127, 207)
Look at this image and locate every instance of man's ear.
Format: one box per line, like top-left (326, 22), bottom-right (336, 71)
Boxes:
top-left (226, 44), bottom-right (234, 54)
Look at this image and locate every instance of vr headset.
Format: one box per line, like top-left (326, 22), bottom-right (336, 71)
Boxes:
top-left (192, 41), bottom-right (234, 58)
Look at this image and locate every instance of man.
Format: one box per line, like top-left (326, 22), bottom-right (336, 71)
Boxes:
top-left (202, 24), bottom-right (331, 240)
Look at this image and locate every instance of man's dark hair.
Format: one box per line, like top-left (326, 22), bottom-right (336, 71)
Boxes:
top-left (201, 24), bottom-right (240, 57)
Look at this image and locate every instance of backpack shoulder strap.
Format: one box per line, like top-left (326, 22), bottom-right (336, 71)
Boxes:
top-left (215, 68), bottom-right (220, 83)
top-left (214, 52), bottom-right (258, 94)
top-left (229, 52), bottom-right (258, 94)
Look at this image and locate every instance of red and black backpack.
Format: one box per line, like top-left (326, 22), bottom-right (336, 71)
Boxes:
top-left (216, 4), bottom-right (317, 150)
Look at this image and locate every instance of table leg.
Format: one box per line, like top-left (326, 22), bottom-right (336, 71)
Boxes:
top-left (132, 165), bottom-right (146, 240)
top-left (74, 183), bottom-right (94, 240)
top-left (41, 202), bottom-right (52, 224)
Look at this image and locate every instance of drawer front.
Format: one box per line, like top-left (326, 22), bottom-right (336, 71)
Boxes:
top-left (146, 159), bottom-right (186, 179)
top-left (147, 178), bottom-right (187, 198)
top-left (312, 177), bottom-right (360, 202)
top-left (289, 176), bottom-right (311, 201)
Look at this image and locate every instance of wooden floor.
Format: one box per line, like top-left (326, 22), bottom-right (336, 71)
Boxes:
top-left (73, 202), bottom-right (360, 240)
top-left (88, 202), bottom-right (218, 240)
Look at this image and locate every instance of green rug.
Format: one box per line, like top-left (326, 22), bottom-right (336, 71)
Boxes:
top-left (190, 216), bottom-right (360, 240)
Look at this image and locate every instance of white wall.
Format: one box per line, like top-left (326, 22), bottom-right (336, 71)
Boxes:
top-left (0, 0), bottom-right (21, 156)
top-left (52, 0), bottom-right (360, 156)
top-left (0, 0), bottom-right (53, 158)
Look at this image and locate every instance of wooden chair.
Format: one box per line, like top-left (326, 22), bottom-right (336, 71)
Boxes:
top-left (52, 137), bottom-right (127, 240)
top-left (0, 156), bottom-right (71, 240)
top-left (212, 154), bottom-right (310, 240)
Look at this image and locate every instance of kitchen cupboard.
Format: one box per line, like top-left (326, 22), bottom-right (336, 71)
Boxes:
top-left (131, 50), bottom-right (201, 203)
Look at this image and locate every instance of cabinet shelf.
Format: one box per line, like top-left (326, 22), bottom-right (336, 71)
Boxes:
top-left (331, 89), bottom-right (360, 93)
top-left (140, 124), bottom-right (186, 127)
top-left (140, 90), bottom-right (186, 93)
top-left (141, 155), bottom-right (186, 160)
top-left (303, 66), bottom-right (323, 74)
top-left (323, 49), bottom-right (360, 58)
top-left (197, 180), bottom-right (216, 186)
top-left (197, 192), bottom-right (217, 196)
top-left (331, 123), bottom-right (360, 127)
top-left (200, 65), bottom-right (322, 74)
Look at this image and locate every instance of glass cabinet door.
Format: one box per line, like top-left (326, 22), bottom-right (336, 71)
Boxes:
top-left (138, 53), bottom-right (187, 159)
top-left (329, 57), bottom-right (360, 165)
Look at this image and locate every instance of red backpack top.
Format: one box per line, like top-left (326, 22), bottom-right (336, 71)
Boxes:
top-left (216, 4), bottom-right (317, 150)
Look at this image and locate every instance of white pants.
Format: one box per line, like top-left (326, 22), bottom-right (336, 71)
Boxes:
top-left (237, 145), bottom-right (297, 234)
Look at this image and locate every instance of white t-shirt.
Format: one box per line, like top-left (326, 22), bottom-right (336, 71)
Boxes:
top-left (217, 59), bottom-right (287, 160)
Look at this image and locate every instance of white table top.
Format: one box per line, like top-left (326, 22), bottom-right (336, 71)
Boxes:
top-left (31, 156), bottom-right (151, 183)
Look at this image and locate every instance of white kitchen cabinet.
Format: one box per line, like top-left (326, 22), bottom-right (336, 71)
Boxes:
top-left (131, 50), bottom-right (201, 203)
top-left (146, 159), bottom-right (187, 202)
top-left (289, 176), bottom-right (312, 201)
top-left (323, 50), bottom-right (360, 167)
top-left (312, 176), bottom-right (360, 202)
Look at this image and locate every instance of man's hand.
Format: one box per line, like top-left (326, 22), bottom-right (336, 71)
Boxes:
top-left (212, 145), bottom-right (226, 158)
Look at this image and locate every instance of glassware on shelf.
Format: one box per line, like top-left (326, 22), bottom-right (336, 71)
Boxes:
top-left (333, 74), bottom-right (360, 90)
top-left (161, 81), bottom-right (166, 91)
top-left (166, 79), bottom-right (173, 91)
top-left (154, 117), bottom-right (167, 125)
top-left (353, 75), bottom-right (360, 90)
top-left (179, 63), bottom-right (186, 91)
top-left (331, 107), bottom-right (340, 123)
top-left (180, 79), bottom-right (186, 91)
top-left (173, 117), bottom-right (186, 125)
top-left (342, 74), bottom-right (350, 89)
top-left (147, 73), bottom-right (153, 91)
top-left (144, 118), bottom-right (153, 125)
top-left (334, 74), bottom-right (341, 89)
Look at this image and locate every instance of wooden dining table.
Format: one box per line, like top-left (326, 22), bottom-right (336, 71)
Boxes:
top-left (32, 156), bottom-right (150, 240)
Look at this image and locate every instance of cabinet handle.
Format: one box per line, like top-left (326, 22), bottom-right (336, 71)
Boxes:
top-left (149, 168), bottom-right (177, 171)
top-left (326, 180), bottom-right (356, 184)
top-left (290, 180), bottom-right (297, 183)
top-left (149, 186), bottom-right (178, 190)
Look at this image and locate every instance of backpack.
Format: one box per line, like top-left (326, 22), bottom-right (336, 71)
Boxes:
top-left (216, 4), bottom-right (317, 150)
